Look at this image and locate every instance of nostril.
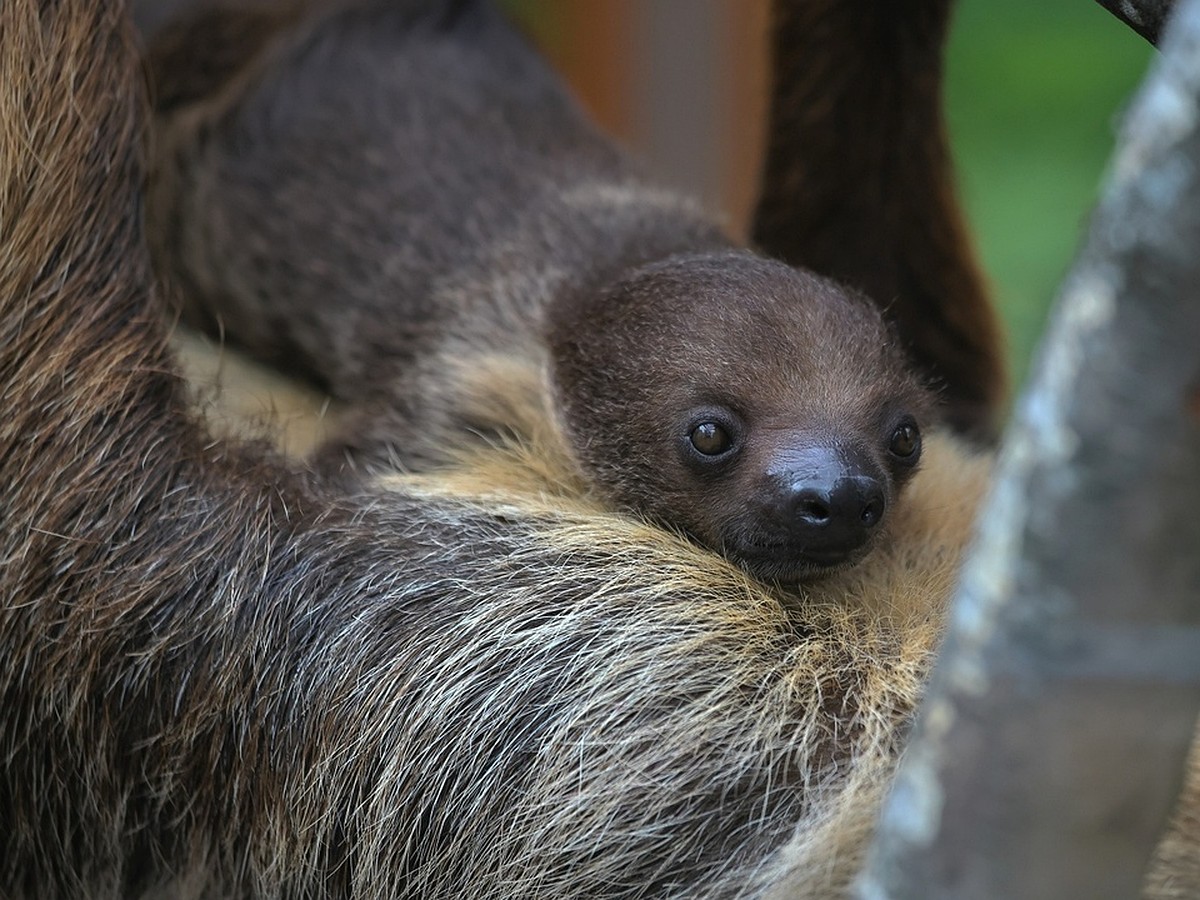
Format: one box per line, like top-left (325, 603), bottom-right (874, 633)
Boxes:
top-left (795, 493), bottom-right (831, 524)
top-left (860, 496), bottom-right (884, 528)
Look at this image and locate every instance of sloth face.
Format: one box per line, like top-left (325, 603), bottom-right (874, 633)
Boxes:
top-left (662, 401), bottom-right (924, 582)
top-left (547, 250), bottom-right (934, 583)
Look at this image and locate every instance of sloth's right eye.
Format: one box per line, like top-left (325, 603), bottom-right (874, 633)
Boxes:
top-left (888, 419), bottom-right (921, 461)
top-left (690, 422), bottom-right (733, 456)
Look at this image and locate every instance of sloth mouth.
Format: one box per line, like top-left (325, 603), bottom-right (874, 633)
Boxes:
top-left (726, 540), bottom-right (868, 584)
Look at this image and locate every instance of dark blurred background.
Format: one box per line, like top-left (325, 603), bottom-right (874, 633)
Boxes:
top-left (502, 0), bottom-right (1154, 392)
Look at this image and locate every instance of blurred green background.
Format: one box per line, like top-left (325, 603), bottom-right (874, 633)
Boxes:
top-left (945, 1), bottom-right (1152, 388)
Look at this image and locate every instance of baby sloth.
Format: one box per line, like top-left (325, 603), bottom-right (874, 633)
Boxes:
top-left (148, 0), bottom-right (933, 582)
top-left (547, 253), bottom-right (932, 582)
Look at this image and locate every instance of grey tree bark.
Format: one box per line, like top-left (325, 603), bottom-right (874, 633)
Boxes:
top-left (858, 0), bottom-right (1200, 897)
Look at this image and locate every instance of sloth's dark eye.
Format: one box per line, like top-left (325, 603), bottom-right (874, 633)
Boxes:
top-left (889, 421), bottom-right (920, 459)
top-left (690, 422), bottom-right (732, 456)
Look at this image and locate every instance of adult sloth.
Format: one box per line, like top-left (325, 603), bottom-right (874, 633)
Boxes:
top-left (6, 1), bottom-right (1194, 898)
top-left (0, 1), bottom-right (988, 896)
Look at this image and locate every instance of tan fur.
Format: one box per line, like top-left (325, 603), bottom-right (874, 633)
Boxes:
top-left (171, 327), bottom-right (342, 456)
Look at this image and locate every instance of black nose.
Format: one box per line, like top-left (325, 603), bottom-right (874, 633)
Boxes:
top-left (789, 476), bottom-right (884, 539)
top-left (765, 446), bottom-right (887, 563)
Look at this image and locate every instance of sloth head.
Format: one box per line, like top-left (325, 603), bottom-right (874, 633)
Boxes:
top-left (546, 251), bottom-right (935, 583)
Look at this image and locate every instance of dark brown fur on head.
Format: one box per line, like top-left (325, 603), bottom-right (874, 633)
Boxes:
top-left (549, 250), bottom-right (934, 582)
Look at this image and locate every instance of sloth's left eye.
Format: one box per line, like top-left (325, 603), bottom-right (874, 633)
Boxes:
top-left (691, 422), bottom-right (733, 456)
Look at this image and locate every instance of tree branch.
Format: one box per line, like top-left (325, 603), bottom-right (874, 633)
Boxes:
top-left (858, 0), bottom-right (1200, 896)
top-left (1095, 0), bottom-right (1176, 44)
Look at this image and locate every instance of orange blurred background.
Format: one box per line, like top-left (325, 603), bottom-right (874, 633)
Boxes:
top-left (504, 0), bottom-right (771, 239)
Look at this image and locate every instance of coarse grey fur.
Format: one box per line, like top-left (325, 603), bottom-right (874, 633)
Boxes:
top-left (5, 2), bottom-right (1200, 898)
top-left (0, 8), bottom-right (975, 898)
